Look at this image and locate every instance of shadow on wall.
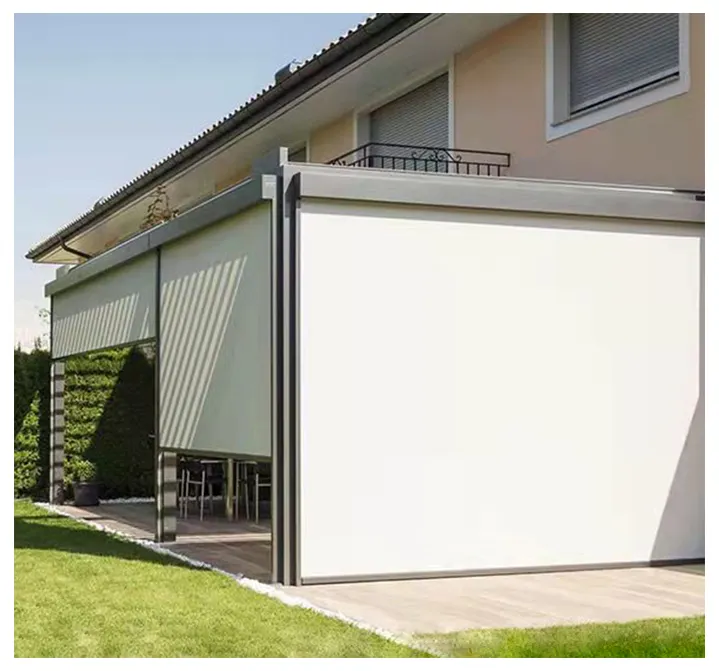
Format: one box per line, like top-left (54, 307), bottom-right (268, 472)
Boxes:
top-left (82, 346), bottom-right (156, 499)
top-left (651, 397), bottom-right (705, 562)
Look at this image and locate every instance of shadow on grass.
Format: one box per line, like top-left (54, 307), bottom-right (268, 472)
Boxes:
top-left (14, 510), bottom-right (204, 571)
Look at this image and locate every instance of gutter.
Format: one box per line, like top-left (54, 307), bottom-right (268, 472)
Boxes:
top-left (60, 237), bottom-right (92, 261)
top-left (26, 13), bottom-right (430, 261)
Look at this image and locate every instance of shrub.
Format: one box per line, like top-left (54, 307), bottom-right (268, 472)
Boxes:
top-left (67, 458), bottom-right (97, 483)
top-left (14, 344), bottom-right (155, 500)
top-left (14, 394), bottom-right (43, 497)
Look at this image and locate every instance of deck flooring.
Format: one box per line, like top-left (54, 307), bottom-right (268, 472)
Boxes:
top-left (282, 566), bottom-right (705, 633)
top-left (55, 502), bottom-right (704, 634)
top-left (57, 501), bottom-right (271, 582)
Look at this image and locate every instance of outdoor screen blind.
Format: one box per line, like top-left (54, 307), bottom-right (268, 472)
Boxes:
top-left (52, 253), bottom-right (156, 359)
top-left (569, 14), bottom-right (680, 114)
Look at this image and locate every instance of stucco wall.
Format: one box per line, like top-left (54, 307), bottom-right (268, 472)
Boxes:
top-left (308, 114), bottom-right (355, 164)
top-left (454, 14), bottom-right (704, 189)
top-left (214, 163), bottom-right (252, 194)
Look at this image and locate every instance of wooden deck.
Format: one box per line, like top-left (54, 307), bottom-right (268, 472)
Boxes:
top-left (283, 565), bottom-right (705, 633)
top-left (56, 502), bottom-right (704, 634)
top-left (57, 501), bottom-right (271, 582)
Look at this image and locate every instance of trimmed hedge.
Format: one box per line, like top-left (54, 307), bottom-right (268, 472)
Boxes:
top-left (14, 345), bottom-right (155, 500)
top-left (14, 396), bottom-right (43, 498)
top-left (14, 348), bottom-right (50, 498)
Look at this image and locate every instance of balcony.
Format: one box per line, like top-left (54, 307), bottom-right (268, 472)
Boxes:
top-left (327, 142), bottom-right (511, 177)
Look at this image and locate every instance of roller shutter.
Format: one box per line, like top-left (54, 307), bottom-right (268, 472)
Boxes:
top-left (569, 14), bottom-right (680, 114)
top-left (369, 73), bottom-right (449, 171)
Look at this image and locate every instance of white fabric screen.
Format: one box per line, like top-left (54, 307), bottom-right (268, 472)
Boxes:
top-left (158, 204), bottom-right (272, 457)
top-left (52, 253), bottom-right (156, 359)
top-left (298, 198), bottom-right (702, 580)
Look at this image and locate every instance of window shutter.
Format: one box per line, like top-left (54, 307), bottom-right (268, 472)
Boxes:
top-left (369, 73), bottom-right (449, 170)
top-left (569, 14), bottom-right (680, 114)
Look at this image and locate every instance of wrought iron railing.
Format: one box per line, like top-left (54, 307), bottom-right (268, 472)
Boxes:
top-left (327, 142), bottom-right (511, 177)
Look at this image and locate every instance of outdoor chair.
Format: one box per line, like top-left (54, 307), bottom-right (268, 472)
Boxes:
top-left (244, 461), bottom-right (271, 524)
top-left (180, 459), bottom-right (224, 520)
top-left (234, 460), bottom-right (252, 521)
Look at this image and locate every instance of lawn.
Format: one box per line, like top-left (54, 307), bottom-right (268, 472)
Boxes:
top-left (423, 617), bottom-right (705, 658)
top-left (14, 500), bottom-right (426, 658)
top-left (14, 500), bottom-right (705, 658)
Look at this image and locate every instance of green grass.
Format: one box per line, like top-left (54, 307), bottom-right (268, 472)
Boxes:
top-left (14, 500), bottom-right (426, 658)
top-left (421, 616), bottom-right (705, 658)
top-left (14, 500), bottom-right (704, 658)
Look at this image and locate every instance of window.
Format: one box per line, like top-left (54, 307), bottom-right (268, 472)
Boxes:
top-left (366, 73), bottom-right (450, 172)
top-left (546, 14), bottom-right (690, 140)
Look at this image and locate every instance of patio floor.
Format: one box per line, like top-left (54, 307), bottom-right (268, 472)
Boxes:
top-left (283, 565), bottom-right (705, 634)
top-left (55, 501), bottom-right (704, 635)
top-left (56, 501), bottom-right (271, 582)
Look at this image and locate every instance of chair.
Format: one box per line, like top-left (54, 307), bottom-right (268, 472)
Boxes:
top-left (247, 461), bottom-right (271, 524)
top-left (180, 459), bottom-right (224, 520)
top-left (177, 456), bottom-right (189, 513)
top-left (234, 460), bottom-right (252, 520)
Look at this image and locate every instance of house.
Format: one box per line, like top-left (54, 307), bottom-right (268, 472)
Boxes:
top-left (30, 14), bottom-right (704, 586)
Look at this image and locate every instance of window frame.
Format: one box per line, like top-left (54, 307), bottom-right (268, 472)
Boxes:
top-left (545, 13), bottom-right (691, 142)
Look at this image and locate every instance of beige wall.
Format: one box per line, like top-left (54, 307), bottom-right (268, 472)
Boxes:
top-left (454, 14), bottom-right (704, 189)
top-left (214, 163), bottom-right (252, 194)
top-left (309, 114), bottom-right (355, 164)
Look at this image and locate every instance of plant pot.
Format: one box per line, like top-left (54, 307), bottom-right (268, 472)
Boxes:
top-left (73, 481), bottom-right (100, 507)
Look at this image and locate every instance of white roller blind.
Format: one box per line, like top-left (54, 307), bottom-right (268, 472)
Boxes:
top-left (159, 204), bottom-right (271, 457)
top-left (52, 253), bottom-right (156, 359)
top-left (298, 198), bottom-right (702, 580)
top-left (569, 14), bottom-right (680, 114)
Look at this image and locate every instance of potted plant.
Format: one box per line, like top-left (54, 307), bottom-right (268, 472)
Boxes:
top-left (72, 459), bottom-right (99, 506)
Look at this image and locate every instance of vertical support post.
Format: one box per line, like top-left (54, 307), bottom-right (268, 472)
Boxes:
top-left (270, 173), bottom-right (281, 584)
top-left (261, 149), bottom-right (298, 585)
top-left (153, 245), bottom-right (176, 542)
top-left (225, 458), bottom-right (234, 521)
top-left (263, 157), bottom-right (287, 585)
top-left (283, 169), bottom-right (301, 585)
top-left (155, 449), bottom-right (177, 542)
top-left (281, 170), bottom-right (293, 584)
top-left (49, 360), bottom-right (65, 504)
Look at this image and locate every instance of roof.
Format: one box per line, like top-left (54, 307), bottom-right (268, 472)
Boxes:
top-left (27, 13), bottom-right (430, 261)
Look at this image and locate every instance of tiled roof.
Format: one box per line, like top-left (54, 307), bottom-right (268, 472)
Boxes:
top-left (27, 13), bottom-right (429, 260)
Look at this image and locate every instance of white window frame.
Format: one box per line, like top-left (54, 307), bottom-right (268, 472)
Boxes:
top-left (545, 13), bottom-right (691, 142)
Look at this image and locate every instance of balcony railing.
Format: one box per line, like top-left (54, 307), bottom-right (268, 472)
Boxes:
top-left (327, 142), bottom-right (511, 177)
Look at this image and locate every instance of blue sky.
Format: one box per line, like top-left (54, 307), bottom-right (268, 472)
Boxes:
top-left (14, 12), bottom-right (369, 349)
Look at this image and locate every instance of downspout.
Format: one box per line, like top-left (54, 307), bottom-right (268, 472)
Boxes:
top-left (59, 237), bottom-right (92, 262)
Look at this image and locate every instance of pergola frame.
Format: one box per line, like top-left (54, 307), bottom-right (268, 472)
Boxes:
top-left (45, 150), bottom-right (704, 586)
top-left (47, 149), bottom-right (300, 584)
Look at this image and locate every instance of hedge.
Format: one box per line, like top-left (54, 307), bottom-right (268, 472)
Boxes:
top-left (14, 344), bottom-right (155, 500)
